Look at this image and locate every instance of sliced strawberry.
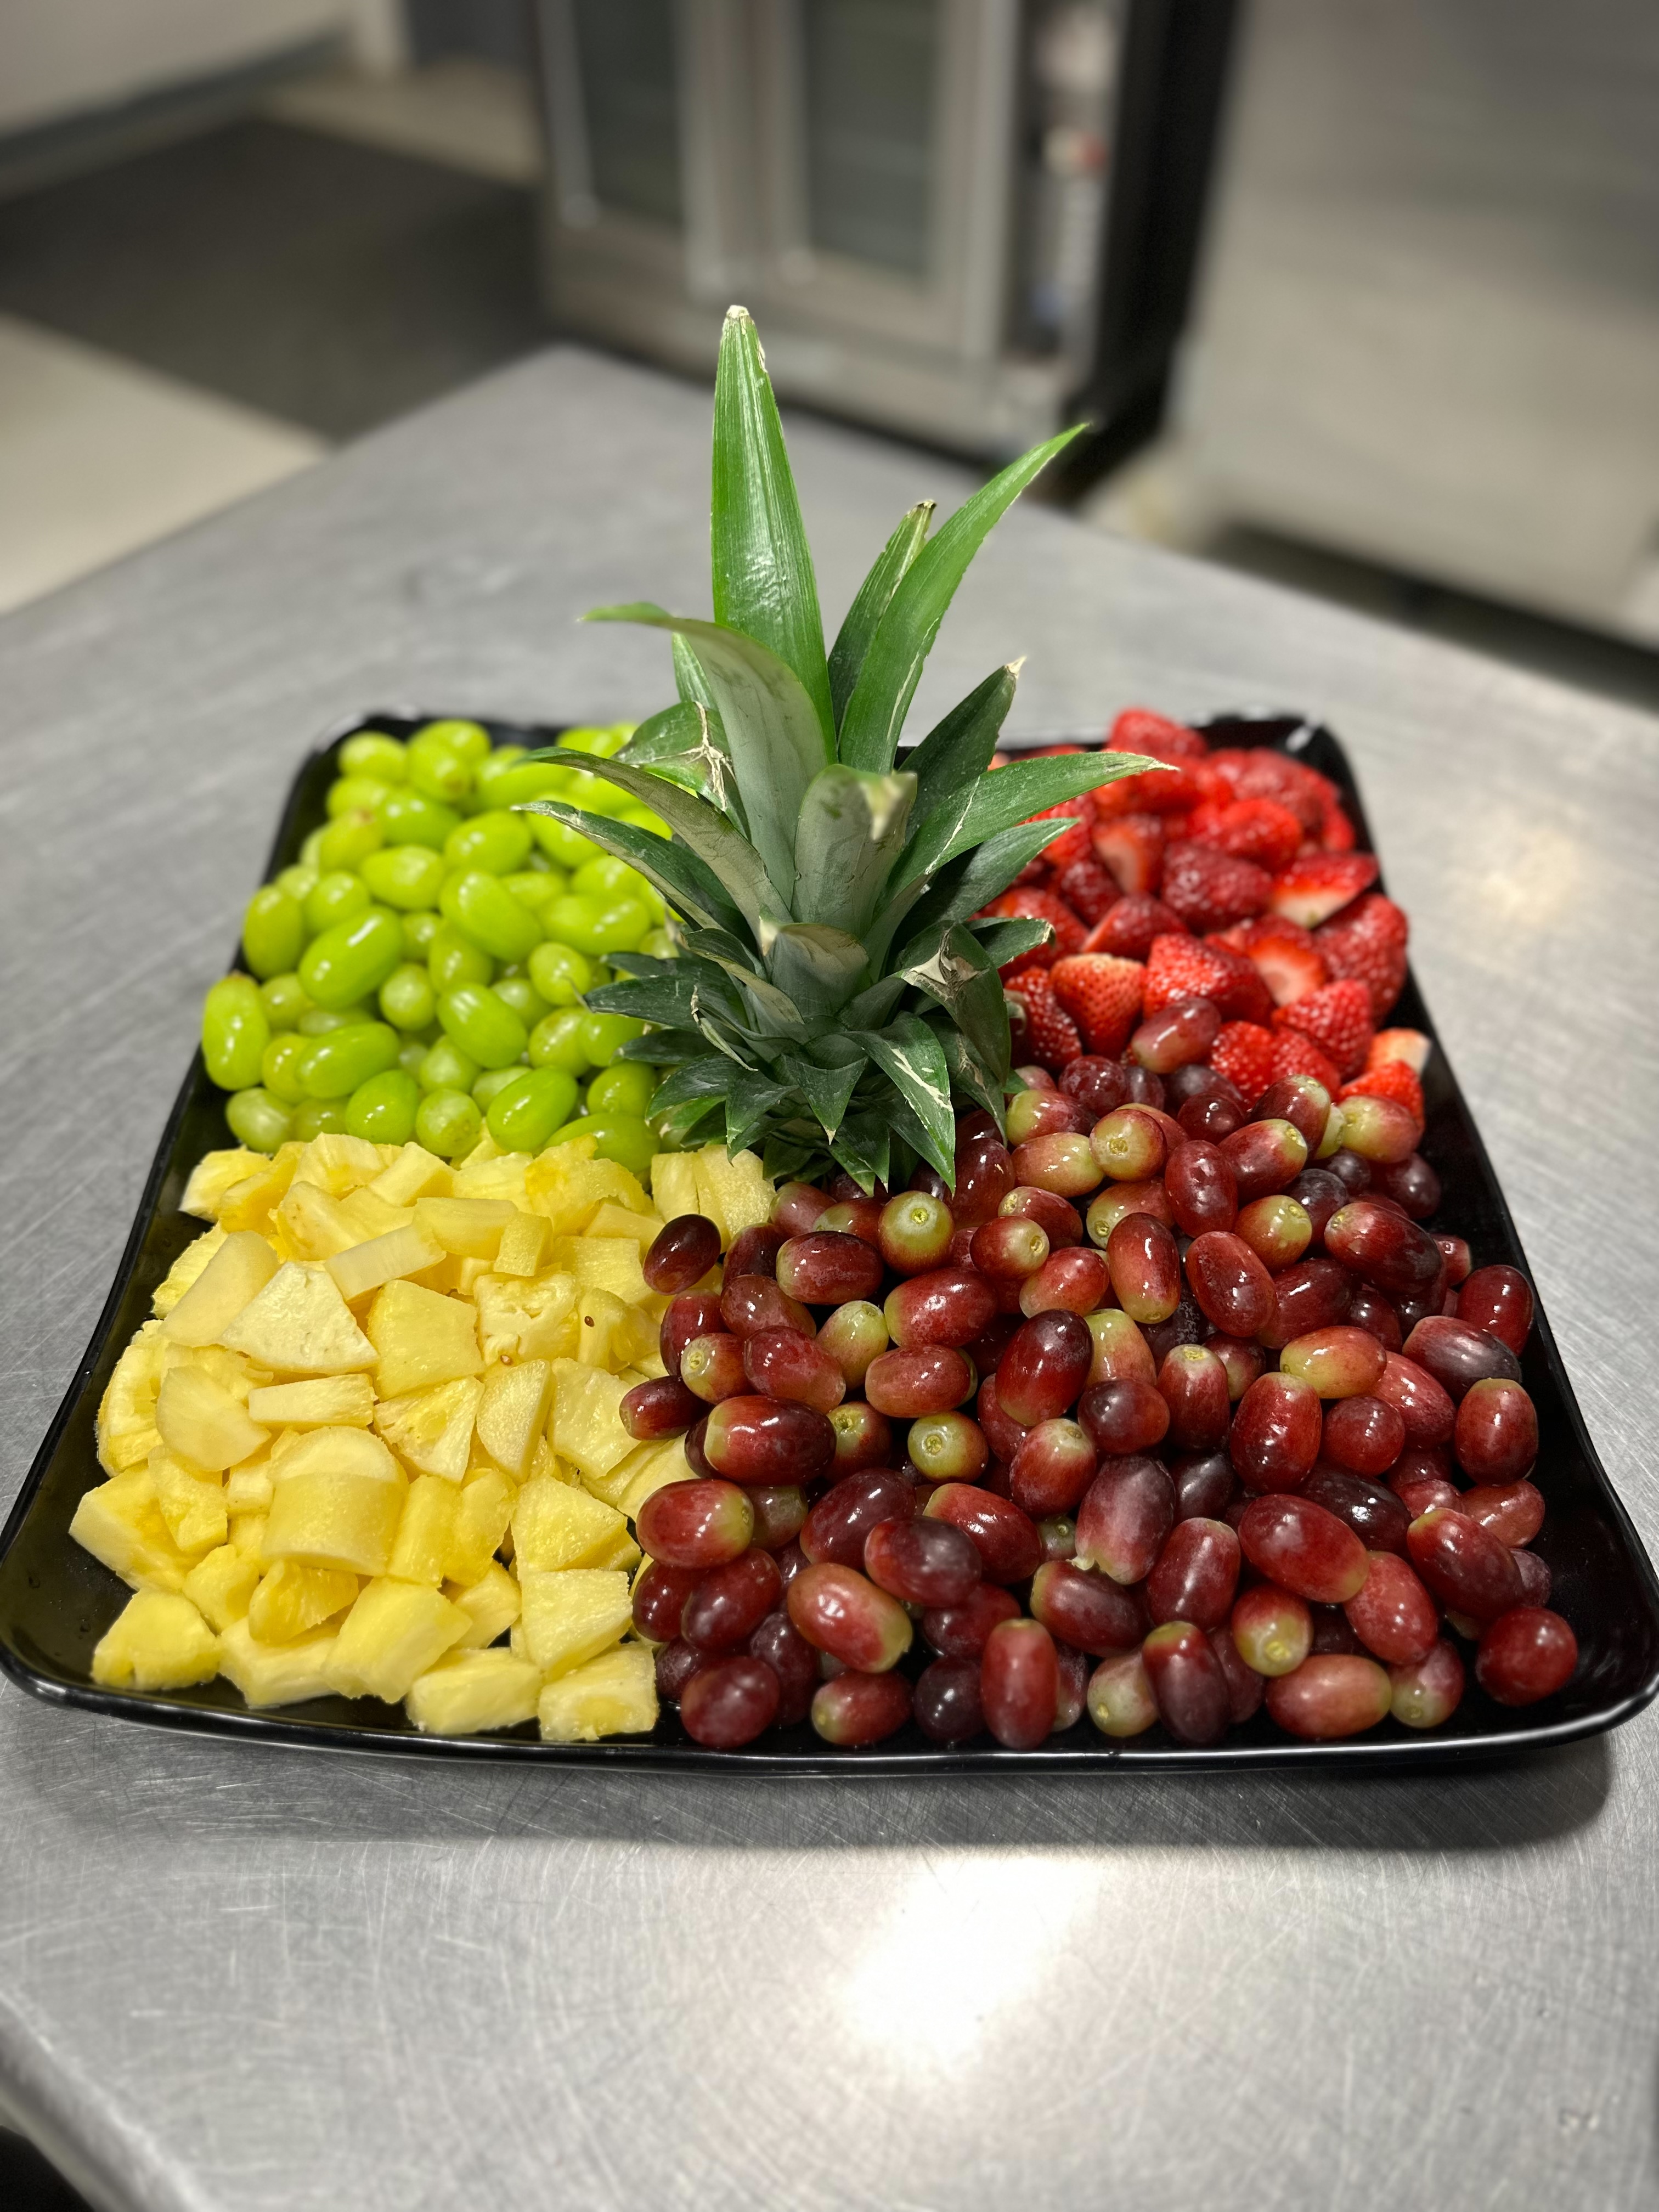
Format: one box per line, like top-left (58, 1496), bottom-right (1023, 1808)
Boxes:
top-left (1050, 954), bottom-right (1146, 1057)
top-left (1268, 1029), bottom-right (1344, 1098)
top-left (1092, 761), bottom-right (1204, 819)
top-left (1342, 1060), bottom-right (1425, 1133)
top-left (1273, 979), bottom-right (1373, 1080)
top-left (1029, 798), bottom-right (1093, 871)
top-left (1108, 708), bottom-right (1209, 761)
top-left (1315, 893), bottom-right (1409, 1021)
top-left (1091, 812), bottom-right (1166, 895)
top-left (1187, 796), bottom-right (1305, 874)
top-left (1268, 851), bottom-right (1380, 928)
top-left (1160, 839), bottom-right (1273, 933)
top-left (1012, 855), bottom-right (1051, 888)
top-left (1319, 794), bottom-right (1357, 853)
top-left (1206, 748), bottom-right (1333, 837)
top-left (1006, 969), bottom-right (1081, 1073)
top-left (1146, 935), bottom-right (1271, 1025)
top-left (1084, 894), bottom-right (1186, 960)
top-left (1208, 1021), bottom-right (1277, 1105)
top-left (984, 887), bottom-right (1085, 976)
top-left (1054, 856), bottom-right (1120, 926)
top-left (1367, 1026), bottom-right (1431, 1075)
top-left (1217, 914), bottom-right (1328, 1006)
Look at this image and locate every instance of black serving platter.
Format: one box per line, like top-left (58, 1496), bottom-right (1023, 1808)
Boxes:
top-left (2, 709), bottom-right (1656, 1773)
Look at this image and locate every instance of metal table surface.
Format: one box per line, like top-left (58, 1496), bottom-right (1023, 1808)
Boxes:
top-left (1, 346), bottom-right (1656, 2212)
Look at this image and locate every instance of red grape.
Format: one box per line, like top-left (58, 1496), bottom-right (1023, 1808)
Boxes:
top-left (828, 1398), bottom-right (893, 1472)
top-left (1208, 1624), bottom-right (1266, 1723)
top-left (981, 1619), bottom-right (1060, 1749)
top-left (721, 1274), bottom-right (815, 1341)
top-left (1060, 1054), bottom-right (1129, 1117)
top-left (1460, 1479), bottom-right (1544, 1548)
top-left (748, 1608), bottom-right (817, 1723)
top-left (1074, 1455), bottom-right (1175, 1584)
top-left (1345, 1283), bottom-right (1403, 1352)
top-left (1142, 1620), bottom-right (1230, 1746)
top-left (996, 1308), bottom-right (1094, 1425)
top-left (1207, 1335), bottom-right (1266, 1402)
top-left (636, 1479), bottom-right (755, 1568)
top-left (972, 1216), bottom-right (1049, 1283)
top-left (1029, 1558), bottom-right (1146, 1655)
top-left (1453, 1378), bottom-right (1538, 1482)
top-left (680, 1333), bottom-right (749, 1404)
top-left (1278, 1325), bottom-right (1387, 1401)
top-left (922, 1582), bottom-right (1022, 1658)
top-left (633, 1559), bottom-right (703, 1643)
top-left (1336, 1094), bottom-right (1419, 1164)
top-left (1131, 995), bottom-right (1223, 1073)
top-left (777, 1231), bottom-right (884, 1305)
top-left (1342, 1550), bottom-right (1437, 1664)
top-left (1257, 1257), bottom-right (1356, 1349)
top-left (1406, 1507), bottom-right (1525, 1621)
top-left (884, 1268), bottom-right (997, 1350)
top-left (1374, 1351), bottom-right (1457, 1449)
top-left (724, 1223), bottom-right (788, 1280)
top-left (1237, 1493), bottom-right (1369, 1602)
top-left (1165, 1138), bottom-right (1239, 1237)
top-left (620, 1374), bottom-right (702, 1440)
top-left (1389, 1639), bottom-right (1465, 1728)
top-left (1085, 1308), bottom-right (1158, 1388)
top-left (811, 1670), bottom-right (912, 1746)
top-left (787, 1562), bottom-right (913, 1671)
top-left (642, 1212), bottom-right (722, 1294)
top-left (1106, 1213), bottom-right (1182, 1324)
top-left (1321, 1393), bottom-right (1406, 1476)
top-left (1325, 1199), bottom-right (1443, 1299)
top-left (1079, 1376), bottom-right (1170, 1456)
top-left (1229, 1372), bottom-right (1322, 1493)
top-left (681, 1548), bottom-right (783, 1654)
top-left (661, 1292), bottom-right (723, 1376)
top-left (1008, 1418), bottom-right (1097, 1516)
top-left (907, 1411), bottom-right (990, 1485)
top-left (1220, 1117), bottom-right (1308, 1200)
top-left (702, 1395), bottom-right (837, 1485)
top-left (1087, 1177), bottom-right (1175, 1242)
top-left (913, 1656), bottom-right (985, 1743)
top-left (817, 1300), bottom-right (888, 1385)
top-left (1157, 1344), bottom-right (1231, 1451)
top-left (1231, 1583), bottom-right (1313, 1677)
top-left (864, 1345), bottom-right (974, 1417)
top-left (801, 1471), bottom-right (916, 1571)
top-left (1369, 1152), bottom-right (1441, 1218)
top-left (1012, 1131), bottom-right (1103, 1197)
top-left (1146, 1517), bottom-right (1239, 1630)
top-left (1090, 1105), bottom-right (1169, 1182)
top-left (1266, 1654), bottom-right (1391, 1737)
top-left (1172, 1448), bottom-right (1235, 1521)
top-left (1233, 1195), bottom-right (1312, 1271)
top-left (1402, 1316), bottom-right (1521, 1400)
top-left (1475, 1607), bottom-right (1577, 1705)
top-left (1018, 1246), bottom-right (1111, 1318)
top-left (747, 1485), bottom-right (809, 1550)
top-left (924, 1484), bottom-right (1043, 1583)
top-left (1008, 1086), bottom-right (1092, 1142)
top-left (1456, 1265), bottom-right (1534, 1356)
top-left (1087, 1648), bottom-right (1159, 1736)
top-left (742, 1327), bottom-right (846, 1412)
top-left (865, 1516), bottom-right (981, 1606)
top-left (1300, 1464), bottom-right (1411, 1556)
top-left (681, 1655), bottom-right (781, 1746)
top-left (999, 1183), bottom-right (1085, 1247)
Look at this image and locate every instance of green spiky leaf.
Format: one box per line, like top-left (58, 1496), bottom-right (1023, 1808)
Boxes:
top-left (968, 916), bottom-right (1053, 970)
top-left (514, 797), bottom-right (743, 936)
top-left (792, 766), bottom-right (916, 936)
top-left (724, 1068), bottom-right (793, 1155)
top-left (779, 1051), bottom-right (865, 1141)
top-left (828, 501), bottom-right (933, 731)
top-left (899, 924), bottom-right (1009, 1087)
top-left (848, 1014), bottom-right (956, 1180)
top-left (896, 662), bottom-right (1017, 826)
top-left (830, 1111), bottom-right (892, 1195)
top-left (933, 750), bottom-right (1167, 867)
top-left (761, 920), bottom-right (870, 1019)
top-left (899, 816), bottom-right (1086, 947)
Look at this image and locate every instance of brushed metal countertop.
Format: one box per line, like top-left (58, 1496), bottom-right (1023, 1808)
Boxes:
top-left (1, 346), bottom-right (1656, 2212)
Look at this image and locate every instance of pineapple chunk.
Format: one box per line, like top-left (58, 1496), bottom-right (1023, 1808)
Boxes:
top-left (292, 1131), bottom-right (386, 1197)
top-left (450, 1150), bottom-right (531, 1206)
top-left (161, 1339), bottom-right (269, 1400)
top-left (150, 1447), bottom-right (228, 1555)
top-left (151, 1226), bottom-right (227, 1318)
top-left (261, 1427), bottom-right (407, 1576)
top-left (473, 1271), bottom-right (579, 1364)
top-left (245, 1375), bottom-right (375, 1429)
top-left (230, 1510), bottom-right (268, 1558)
top-left (182, 1543), bottom-right (262, 1630)
top-left (161, 1230), bottom-right (279, 1347)
top-left (586, 1203), bottom-right (666, 1245)
top-left (219, 1263), bottom-right (377, 1375)
top-left (387, 1475), bottom-right (458, 1584)
top-left (695, 1144), bottom-right (773, 1242)
top-left (154, 1366), bottom-right (268, 1473)
top-left (336, 1187), bottom-right (414, 1243)
top-left (326, 1222), bottom-right (444, 1305)
top-left (549, 1361), bottom-right (633, 1483)
top-left (374, 1375), bottom-right (481, 1482)
top-left (445, 1561), bottom-right (521, 1649)
top-left (527, 1141), bottom-right (650, 1232)
top-left (444, 1465), bottom-right (514, 1585)
top-left (538, 1643), bottom-right (658, 1742)
top-left (517, 1567), bottom-right (632, 1678)
top-left (406, 1647), bottom-right (540, 1735)
top-left (181, 1148), bottom-right (264, 1221)
top-left (412, 1195), bottom-right (517, 1259)
top-left (648, 1152), bottom-right (700, 1223)
top-left (324, 1578), bottom-right (469, 1702)
top-left (511, 1478), bottom-right (629, 1572)
top-left (474, 1358), bottom-right (553, 1480)
top-left (365, 1279), bottom-right (481, 1396)
top-left (274, 1180), bottom-right (359, 1261)
top-left (247, 1559), bottom-right (358, 1643)
top-left (545, 1235), bottom-right (649, 1305)
top-left (368, 1143), bottom-right (453, 1207)
top-left (493, 1209), bottom-right (550, 1278)
top-left (619, 1438), bottom-right (693, 1522)
top-left (218, 1617), bottom-right (337, 1706)
top-left (70, 1469), bottom-right (190, 1592)
top-left (96, 1321), bottom-right (166, 1472)
top-left (225, 1463), bottom-right (274, 1514)
top-left (576, 1287), bottom-right (659, 1372)
top-left (92, 1590), bottom-right (219, 1691)
top-left (217, 1146), bottom-right (302, 1234)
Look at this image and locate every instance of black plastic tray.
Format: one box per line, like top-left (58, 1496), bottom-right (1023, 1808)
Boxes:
top-left (3, 709), bottom-right (1655, 1771)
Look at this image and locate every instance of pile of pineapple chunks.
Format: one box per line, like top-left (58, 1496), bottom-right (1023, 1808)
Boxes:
top-left (76, 1126), bottom-right (773, 1742)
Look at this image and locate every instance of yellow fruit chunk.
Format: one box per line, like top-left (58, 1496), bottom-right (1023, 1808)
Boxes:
top-left (218, 1617), bottom-right (337, 1706)
top-left (325, 1578), bottom-right (469, 1702)
top-left (336, 1187), bottom-right (413, 1244)
top-left (182, 1543), bottom-right (262, 1630)
top-left (160, 1340), bottom-right (269, 1402)
top-left (150, 1447), bottom-right (229, 1555)
top-left (545, 1235), bottom-right (649, 1305)
top-left (70, 1470), bottom-right (190, 1592)
top-left (450, 1149), bottom-right (531, 1206)
top-left (472, 1271), bottom-right (579, 1364)
top-left (326, 1222), bottom-right (445, 1305)
top-left (373, 1375), bottom-right (481, 1482)
top-left (368, 1143), bottom-right (453, 1207)
top-left (261, 1427), bottom-right (407, 1576)
top-left (292, 1131), bottom-right (385, 1197)
top-left (230, 1511), bottom-right (268, 1559)
top-left (96, 1321), bottom-right (166, 1472)
top-left (247, 1559), bottom-right (358, 1643)
top-left (698, 1144), bottom-right (773, 1241)
top-left (245, 1375), bottom-right (375, 1429)
top-left (444, 1466), bottom-right (514, 1585)
top-left (154, 1366), bottom-right (268, 1474)
top-left (445, 1561), bottom-right (521, 1649)
top-left (517, 1567), bottom-right (631, 1678)
top-left (549, 1361), bottom-right (634, 1483)
top-left (275, 1180), bottom-right (359, 1261)
top-left (475, 1358), bottom-right (552, 1480)
top-left (493, 1209), bottom-right (550, 1278)
top-left (224, 1463), bottom-right (274, 1514)
top-left (407, 1647), bottom-right (540, 1735)
top-left (649, 1153), bottom-right (700, 1222)
top-left (413, 1195), bottom-right (517, 1259)
top-left (511, 1477), bottom-right (629, 1572)
top-left (365, 1279), bottom-right (481, 1396)
top-left (527, 1140), bottom-right (650, 1233)
top-left (219, 1262), bottom-right (377, 1375)
top-left (219, 1146), bottom-right (303, 1235)
top-left (538, 1642), bottom-right (658, 1742)
top-left (152, 1227), bottom-right (227, 1318)
top-left (93, 1591), bottom-right (219, 1691)
top-left (181, 1148), bottom-right (264, 1221)
top-left (585, 1203), bottom-right (666, 1245)
top-left (619, 1438), bottom-right (692, 1522)
top-left (388, 1474), bottom-right (459, 1584)
top-left (161, 1230), bottom-right (280, 1348)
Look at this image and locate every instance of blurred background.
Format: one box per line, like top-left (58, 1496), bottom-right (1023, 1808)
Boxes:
top-left (2, 0), bottom-right (1657, 713)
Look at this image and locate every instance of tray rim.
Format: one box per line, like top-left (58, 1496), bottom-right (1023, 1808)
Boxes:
top-left (4, 704), bottom-right (1656, 1776)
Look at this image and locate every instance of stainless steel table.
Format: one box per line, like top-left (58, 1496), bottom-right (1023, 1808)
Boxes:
top-left (2, 346), bottom-right (1656, 2212)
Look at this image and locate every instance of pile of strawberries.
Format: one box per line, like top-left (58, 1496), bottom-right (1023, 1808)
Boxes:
top-left (991, 712), bottom-right (1426, 1131)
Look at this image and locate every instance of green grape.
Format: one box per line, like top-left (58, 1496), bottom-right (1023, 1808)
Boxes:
top-left (528, 1007), bottom-right (592, 1074)
top-left (299, 827), bottom-right (327, 870)
top-left (297, 1001), bottom-right (372, 1036)
top-left (641, 927), bottom-right (676, 960)
top-left (298, 907), bottom-right (404, 1009)
top-left (419, 1036), bottom-right (479, 1093)
top-left (201, 974), bottom-right (270, 1092)
top-left (225, 1087), bottom-right (293, 1154)
top-left (439, 870), bottom-right (543, 963)
top-left (471, 748), bottom-right (532, 809)
top-left (413, 718), bottom-right (491, 768)
top-left (502, 869), bottom-right (558, 915)
top-left (316, 810), bottom-right (383, 873)
top-left (616, 803), bottom-right (670, 838)
top-left (550, 1112), bottom-right (654, 1179)
top-left (303, 870), bottom-right (370, 936)
top-left (572, 855), bottom-right (663, 917)
top-left (407, 737), bottom-right (474, 806)
top-left (241, 885), bottom-right (306, 980)
top-left (362, 844), bottom-right (447, 911)
top-left (437, 984), bottom-right (528, 1070)
top-left (560, 724), bottom-right (631, 758)
top-left (578, 1011), bottom-right (646, 1062)
top-left (488, 974), bottom-right (547, 1029)
top-left (444, 810), bottom-right (533, 876)
top-left (544, 893), bottom-right (650, 957)
top-left (339, 731), bottom-right (408, 782)
top-left (379, 787), bottom-right (461, 850)
top-left (290, 1098), bottom-right (349, 1141)
top-left (379, 963), bottom-right (437, 1031)
top-left (398, 1036), bottom-right (428, 1080)
top-left (472, 1066), bottom-right (524, 1109)
top-left (275, 862), bottom-right (319, 902)
top-left (260, 972), bottom-right (312, 1030)
top-left (415, 1087), bottom-right (482, 1160)
top-left (527, 812), bottom-right (602, 869)
top-left (297, 1021), bottom-right (401, 1099)
top-left (587, 1062), bottom-right (656, 1118)
top-left (261, 1032), bottom-right (311, 1105)
top-left (428, 918), bottom-right (494, 991)
top-left (586, 962), bottom-right (614, 990)
top-left (486, 1067), bottom-right (579, 1153)
top-left (401, 910), bottom-right (441, 961)
top-left (346, 1069), bottom-right (420, 1144)
top-left (325, 775), bottom-right (393, 821)
top-left (527, 940), bottom-right (592, 1007)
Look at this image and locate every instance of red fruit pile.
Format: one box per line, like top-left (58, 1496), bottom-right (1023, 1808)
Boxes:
top-left (625, 1088), bottom-right (1575, 1753)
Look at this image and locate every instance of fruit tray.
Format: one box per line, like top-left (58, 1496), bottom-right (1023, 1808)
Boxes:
top-left (3, 708), bottom-right (1656, 1771)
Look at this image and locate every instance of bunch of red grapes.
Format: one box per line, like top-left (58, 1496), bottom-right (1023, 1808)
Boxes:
top-left (622, 1067), bottom-right (1575, 1753)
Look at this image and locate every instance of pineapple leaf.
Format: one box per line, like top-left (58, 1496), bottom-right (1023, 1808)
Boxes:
top-left (583, 607), bottom-right (827, 902)
top-left (760, 920), bottom-right (870, 1019)
top-left (895, 661), bottom-right (1018, 826)
top-left (659, 1098), bottom-right (725, 1146)
top-left (830, 1111), bottom-right (892, 1196)
top-left (779, 1051), bottom-right (864, 1141)
top-left (616, 1028), bottom-right (705, 1065)
top-left (932, 750), bottom-right (1167, 867)
top-left (837, 425), bottom-right (1082, 775)
top-left (848, 1014), bottom-right (956, 1180)
top-left (673, 633), bottom-right (716, 709)
top-left (712, 306), bottom-right (836, 744)
top-left (512, 797), bottom-right (743, 936)
top-left (693, 948), bottom-right (808, 1039)
top-left (934, 1021), bottom-right (1006, 1127)
top-left (828, 500), bottom-right (934, 731)
top-left (968, 916), bottom-right (1054, 969)
top-left (899, 816), bottom-right (1084, 945)
top-left (898, 924), bottom-right (1009, 1085)
top-left (618, 700), bottom-right (708, 764)
top-left (619, 701), bottom-right (743, 820)
top-left (649, 1060), bottom-right (736, 1110)
top-left (724, 1068), bottom-right (794, 1155)
top-left (792, 766), bottom-right (917, 935)
top-left (842, 972), bottom-right (910, 1030)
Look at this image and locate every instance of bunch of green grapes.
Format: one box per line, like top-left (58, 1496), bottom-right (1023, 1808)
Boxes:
top-left (200, 719), bottom-right (673, 1177)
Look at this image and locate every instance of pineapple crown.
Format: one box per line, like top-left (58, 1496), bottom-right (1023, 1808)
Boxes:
top-left (518, 306), bottom-right (1158, 1193)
